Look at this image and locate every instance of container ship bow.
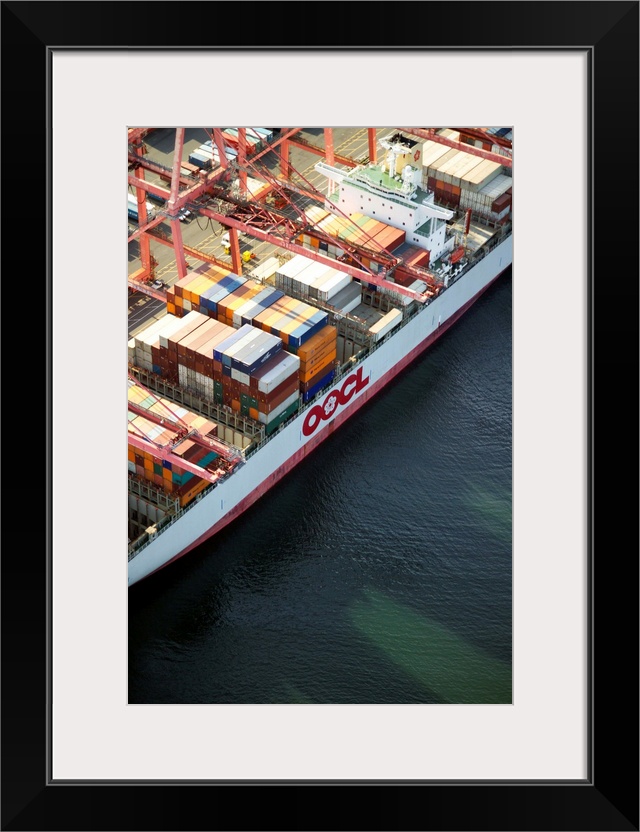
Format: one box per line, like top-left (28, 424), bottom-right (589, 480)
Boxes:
top-left (128, 128), bottom-right (513, 586)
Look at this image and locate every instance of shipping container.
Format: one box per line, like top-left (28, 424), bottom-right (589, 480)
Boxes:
top-left (369, 308), bottom-right (403, 341)
top-left (249, 255), bottom-right (280, 284)
top-left (254, 354), bottom-right (300, 395)
top-left (301, 370), bottom-right (336, 403)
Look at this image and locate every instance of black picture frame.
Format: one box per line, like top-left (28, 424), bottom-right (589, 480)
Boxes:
top-left (2, 2), bottom-right (638, 830)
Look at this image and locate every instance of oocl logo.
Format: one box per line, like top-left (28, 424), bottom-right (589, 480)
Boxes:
top-left (302, 367), bottom-right (370, 437)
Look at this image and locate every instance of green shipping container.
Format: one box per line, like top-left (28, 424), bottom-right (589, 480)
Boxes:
top-left (265, 399), bottom-right (300, 435)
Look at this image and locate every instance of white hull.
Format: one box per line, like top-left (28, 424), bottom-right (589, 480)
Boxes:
top-left (129, 235), bottom-right (512, 586)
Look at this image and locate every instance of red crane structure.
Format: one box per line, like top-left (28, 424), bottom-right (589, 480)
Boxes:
top-left (396, 127), bottom-right (512, 167)
top-left (128, 376), bottom-right (243, 486)
top-left (127, 127), bottom-right (502, 304)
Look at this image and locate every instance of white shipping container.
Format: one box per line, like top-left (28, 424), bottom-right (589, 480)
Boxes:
top-left (317, 270), bottom-right (353, 301)
top-left (221, 325), bottom-right (258, 360)
top-left (158, 311), bottom-right (203, 349)
top-left (420, 141), bottom-right (452, 169)
top-left (134, 315), bottom-right (170, 353)
top-left (327, 281), bottom-right (361, 314)
top-left (477, 173), bottom-right (512, 200)
top-left (276, 253), bottom-right (315, 282)
top-left (293, 261), bottom-right (332, 294)
top-left (231, 367), bottom-right (251, 386)
top-left (249, 256), bottom-right (280, 283)
top-left (461, 159), bottom-right (502, 192)
top-left (369, 308), bottom-right (403, 340)
top-left (195, 372), bottom-right (214, 392)
top-left (257, 353), bottom-right (301, 394)
top-left (451, 156), bottom-right (486, 187)
top-left (233, 331), bottom-right (280, 368)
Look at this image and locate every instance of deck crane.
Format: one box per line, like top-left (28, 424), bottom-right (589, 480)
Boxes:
top-left (128, 377), bottom-right (244, 487)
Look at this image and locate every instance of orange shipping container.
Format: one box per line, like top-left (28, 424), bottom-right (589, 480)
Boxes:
top-left (299, 342), bottom-right (337, 373)
top-left (299, 350), bottom-right (337, 384)
top-left (296, 325), bottom-right (337, 360)
top-left (231, 399), bottom-right (241, 412)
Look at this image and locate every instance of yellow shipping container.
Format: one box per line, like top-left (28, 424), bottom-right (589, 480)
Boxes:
top-left (187, 275), bottom-right (214, 305)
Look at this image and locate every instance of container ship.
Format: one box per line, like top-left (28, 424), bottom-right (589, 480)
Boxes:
top-left (127, 127), bottom-right (513, 586)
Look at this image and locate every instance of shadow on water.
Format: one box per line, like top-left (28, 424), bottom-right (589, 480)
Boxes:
top-left (349, 588), bottom-right (512, 704)
top-left (462, 481), bottom-right (512, 545)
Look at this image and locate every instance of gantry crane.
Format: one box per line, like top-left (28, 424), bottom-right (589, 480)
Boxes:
top-left (128, 126), bottom-right (506, 305)
top-left (128, 377), bottom-right (244, 486)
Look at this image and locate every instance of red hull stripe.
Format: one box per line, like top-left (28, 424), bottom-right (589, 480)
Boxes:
top-left (146, 270), bottom-right (507, 579)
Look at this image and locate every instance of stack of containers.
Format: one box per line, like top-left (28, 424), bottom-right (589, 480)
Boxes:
top-left (458, 173), bottom-right (512, 220)
top-left (198, 271), bottom-right (247, 318)
top-left (128, 381), bottom-right (220, 507)
top-left (149, 312), bottom-right (207, 377)
top-left (232, 286), bottom-right (285, 328)
top-left (253, 296), bottom-right (329, 353)
top-left (188, 139), bottom-right (237, 169)
top-left (175, 317), bottom-right (232, 394)
top-left (420, 138), bottom-right (504, 209)
top-left (322, 280), bottom-right (362, 314)
top-left (274, 255), bottom-right (357, 309)
top-left (247, 351), bottom-right (301, 431)
top-left (248, 127), bottom-right (273, 144)
top-left (297, 206), bottom-right (405, 273)
top-left (192, 322), bottom-right (241, 403)
top-left (296, 325), bottom-right (338, 403)
top-left (213, 324), bottom-right (300, 431)
top-left (161, 312), bottom-right (213, 384)
top-left (273, 255), bottom-right (315, 295)
top-left (309, 268), bottom-right (354, 304)
top-left (215, 279), bottom-right (264, 326)
top-left (130, 316), bottom-right (174, 372)
top-left (167, 265), bottom-right (246, 318)
top-left (129, 312), bottom-right (202, 374)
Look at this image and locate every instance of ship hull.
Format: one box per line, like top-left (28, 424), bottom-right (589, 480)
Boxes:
top-left (129, 236), bottom-right (512, 586)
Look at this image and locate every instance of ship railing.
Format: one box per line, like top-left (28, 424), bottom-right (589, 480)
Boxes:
top-left (128, 473), bottom-right (229, 561)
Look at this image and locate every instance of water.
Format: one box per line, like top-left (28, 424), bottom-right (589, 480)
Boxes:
top-left (128, 271), bottom-right (512, 704)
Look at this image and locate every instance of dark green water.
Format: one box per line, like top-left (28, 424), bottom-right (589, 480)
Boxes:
top-left (128, 271), bottom-right (512, 704)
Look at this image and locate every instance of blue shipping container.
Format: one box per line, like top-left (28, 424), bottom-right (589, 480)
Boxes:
top-left (301, 370), bottom-right (336, 403)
